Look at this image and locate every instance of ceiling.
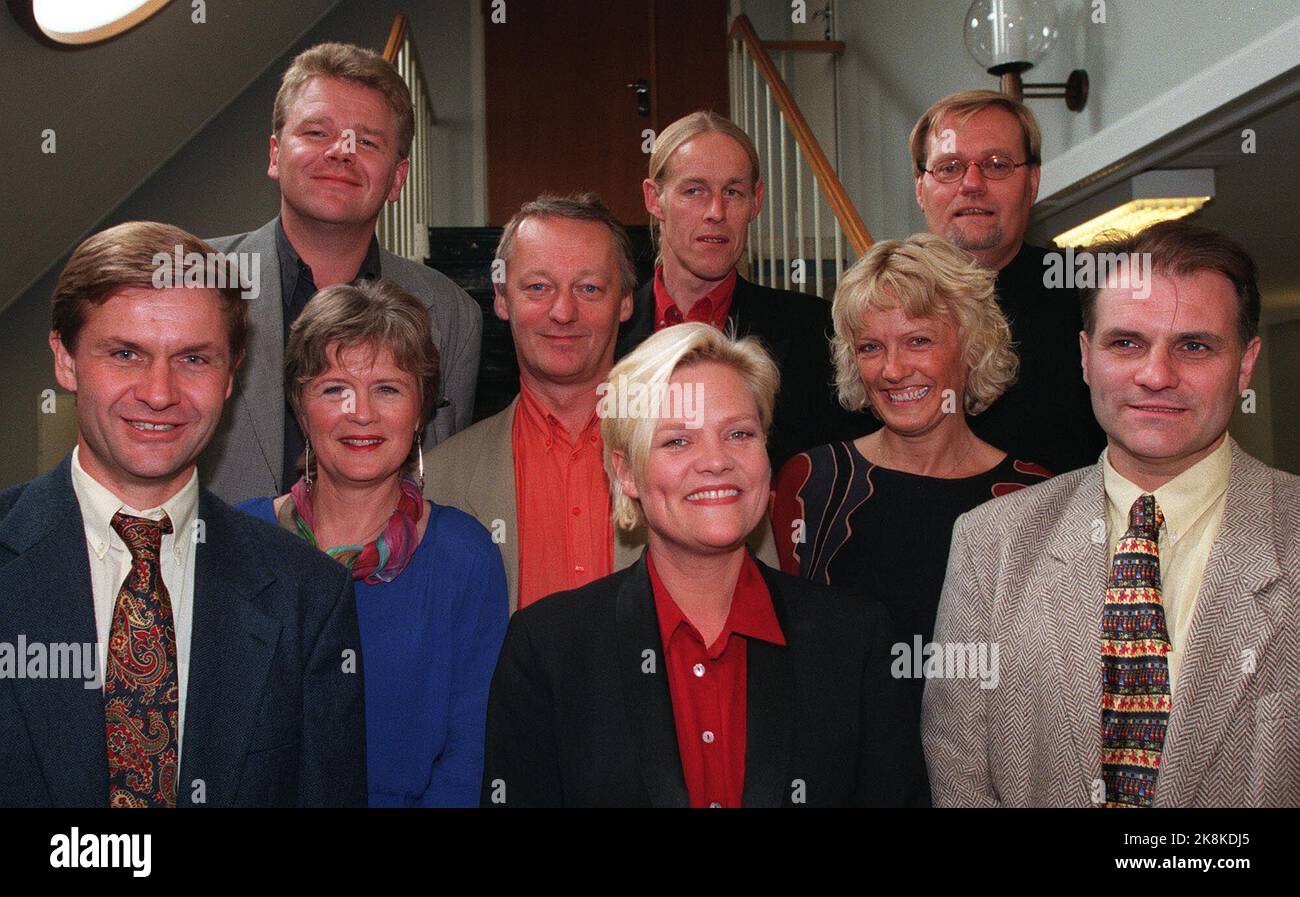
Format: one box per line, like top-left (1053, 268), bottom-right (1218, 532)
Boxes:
top-left (1158, 94), bottom-right (1300, 320)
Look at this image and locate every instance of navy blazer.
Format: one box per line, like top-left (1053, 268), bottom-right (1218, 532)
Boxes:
top-left (482, 552), bottom-right (924, 807)
top-left (616, 275), bottom-right (864, 471)
top-left (0, 456), bottom-right (367, 807)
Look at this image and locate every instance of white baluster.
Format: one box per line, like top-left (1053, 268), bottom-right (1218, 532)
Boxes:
top-left (795, 143), bottom-right (805, 294)
top-left (779, 113), bottom-right (789, 291)
top-left (834, 220), bottom-right (843, 294)
top-left (813, 174), bottom-right (823, 300)
top-left (764, 82), bottom-right (774, 291)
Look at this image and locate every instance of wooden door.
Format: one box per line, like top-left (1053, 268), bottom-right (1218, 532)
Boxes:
top-left (484, 0), bottom-right (729, 226)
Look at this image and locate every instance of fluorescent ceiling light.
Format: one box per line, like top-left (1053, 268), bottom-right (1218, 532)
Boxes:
top-left (1054, 197), bottom-right (1212, 248)
top-left (32, 0), bottom-right (171, 45)
top-left (1050, 169), bottom-right (1215, 248)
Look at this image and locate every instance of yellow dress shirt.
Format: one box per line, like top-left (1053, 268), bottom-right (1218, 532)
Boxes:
top-left (70, 446), bottom-right (198, 765)
top-left (1103, 435), bottom-right (1232, 694)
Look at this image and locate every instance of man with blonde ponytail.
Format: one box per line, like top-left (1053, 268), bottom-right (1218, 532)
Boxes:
top-left (621, 111), bottom-right (860, 470)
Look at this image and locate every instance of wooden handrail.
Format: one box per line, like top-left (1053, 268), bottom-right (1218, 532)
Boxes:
top-left (728, 15), bottom-right (872, 255)
top-left (760, 40), bottom-right (846, 54)
top-left (382, 13), bottom-right (408, 63)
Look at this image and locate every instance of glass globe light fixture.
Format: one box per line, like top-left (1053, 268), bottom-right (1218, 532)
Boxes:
top-left (964, 0), bottom-right (1059, 74)
top-left (963, 0), bottom-right (1087, 110)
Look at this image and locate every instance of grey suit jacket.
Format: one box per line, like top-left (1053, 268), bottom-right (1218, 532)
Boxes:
top-left (424, 397), bottom-right (779, 613)
top-left (922, 439), bottom-right (1299, 807)
top-left (0, 456), bottom-right (367, 807)
top-left (202, 218), bottom-right (483, 504)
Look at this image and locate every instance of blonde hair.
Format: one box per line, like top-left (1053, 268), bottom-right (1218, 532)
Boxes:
top-left (909, 89), bottom-right (1042, 176)
top-left (273, 42), bottom-right (415, 159)
top-left (495, 193), bottom-right (637, 296)
top-left (602, 323), bottom-right (778, 531)
top-left (646, 111), bottom-right (760, 261)
top-left (830, 233), bottom-right (1017, 416)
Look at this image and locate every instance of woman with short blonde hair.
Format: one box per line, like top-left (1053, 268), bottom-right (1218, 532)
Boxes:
top-left (482, 323), bottom-right (922, 808)
top-left (601, 323), bottom-right (777, 532)
top-left (772, 234), bottom-right (1053, 796)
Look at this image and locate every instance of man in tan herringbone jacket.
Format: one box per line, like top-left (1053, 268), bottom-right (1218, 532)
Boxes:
top-left (923, 221), bottom-right (1298, 807)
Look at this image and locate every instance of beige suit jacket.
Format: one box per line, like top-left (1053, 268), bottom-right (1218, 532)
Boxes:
top-left (922, 439), bottom-right (1299, 807)
top-left (423, 398), bottom-right (779, 613)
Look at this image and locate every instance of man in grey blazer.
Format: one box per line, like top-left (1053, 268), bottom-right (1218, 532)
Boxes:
top-left (425, 194), bottom-right (776, 612)
top-left (203, 42), bottom-right (481, 504)
top-left (923, 221), bottom-right (1298, 807)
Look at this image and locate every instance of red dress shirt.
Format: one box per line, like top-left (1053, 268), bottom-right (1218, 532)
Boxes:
top-left (653, 266), bottom-right (738, 331)
top-left (511, 383), bottom-right (614, 609)
top-left (648, 550), bottom-right (786, 808)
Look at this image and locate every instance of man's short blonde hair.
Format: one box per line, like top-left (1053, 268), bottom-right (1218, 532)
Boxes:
top-left (909, 89), bottom-right (1042, 176)
top-left (602, 322), bottom-right (778, 532)
top-left (495, 192), bottom-right (637, 296)
top-left (830, 233), bottom-right (1017, 416)
top-left (273, 42), bottom-right (415, 159)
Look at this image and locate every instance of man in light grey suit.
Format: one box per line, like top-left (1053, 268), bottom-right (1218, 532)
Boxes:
top-left (424, 193), bottom-right (776, 612)
top-left (923, 221), bottom-right (1298, 807)
top-left (203, 42), bottom-right (481, 504)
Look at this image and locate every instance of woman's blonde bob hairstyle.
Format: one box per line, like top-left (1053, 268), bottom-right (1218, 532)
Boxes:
top-left (831, 233), bottom-right (1017, 417)
top-left (602, 322), bottom-right (779, 532)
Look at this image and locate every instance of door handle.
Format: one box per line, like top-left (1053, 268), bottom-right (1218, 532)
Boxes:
top-left (626, 78), bottom-right (650, 117)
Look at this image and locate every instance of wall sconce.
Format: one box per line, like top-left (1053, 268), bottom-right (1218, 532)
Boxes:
top-left (1050, 170), bottom-right (1216, 248)
top-left (965, 0), bottom-right (1088, 111)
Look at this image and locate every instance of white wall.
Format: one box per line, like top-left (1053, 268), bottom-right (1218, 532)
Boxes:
top-left (1040, 2), bottom-right (1300, 200)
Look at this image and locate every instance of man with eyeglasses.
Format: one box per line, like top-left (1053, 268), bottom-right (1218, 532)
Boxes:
top-left (910, 90), bottom-right (1104, 474)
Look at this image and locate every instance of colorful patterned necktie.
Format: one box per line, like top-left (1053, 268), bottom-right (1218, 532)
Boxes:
top-left (1101, 493), bottom-right (1170, 808)
top-left (105, 511), bottom-right (180, 808)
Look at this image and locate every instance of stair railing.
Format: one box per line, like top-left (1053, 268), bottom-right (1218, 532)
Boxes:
top-left (728, 14), bottom-right (872, 299)
top-left (378, 14), bottom-right (436, 262)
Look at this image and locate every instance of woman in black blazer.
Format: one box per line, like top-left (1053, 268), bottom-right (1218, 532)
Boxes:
top-left (482, 323), bottom-right (922, 807)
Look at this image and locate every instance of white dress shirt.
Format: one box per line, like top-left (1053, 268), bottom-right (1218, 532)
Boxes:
top-left (70, 446), bottom-right (198, 766)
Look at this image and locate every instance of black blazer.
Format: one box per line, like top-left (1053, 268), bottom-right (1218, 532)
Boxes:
top-left (0, 456), bottom-right (367, 807)
top-left (617, 275), bottom-right (863, 470)
top-left (481, 552), bottom-right (923, 807)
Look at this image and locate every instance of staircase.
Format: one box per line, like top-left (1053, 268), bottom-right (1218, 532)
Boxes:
top-left (426, 225), bottom-right (656, 422)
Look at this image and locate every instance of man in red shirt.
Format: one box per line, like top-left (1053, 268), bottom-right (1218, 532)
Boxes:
top-left (618, 111), bottom-right (861, 471)
top-left (423, 194), bottom-right (637, 612)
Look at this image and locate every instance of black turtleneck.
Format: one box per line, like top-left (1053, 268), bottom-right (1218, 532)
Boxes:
top-left (967, 242), bottom-right (1106, 475)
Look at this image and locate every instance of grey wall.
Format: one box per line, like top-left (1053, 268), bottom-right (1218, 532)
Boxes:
top-left (1265, 320), bottom-right (1300, 473)
top-left (0, 0), bottom-right (477, 488)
